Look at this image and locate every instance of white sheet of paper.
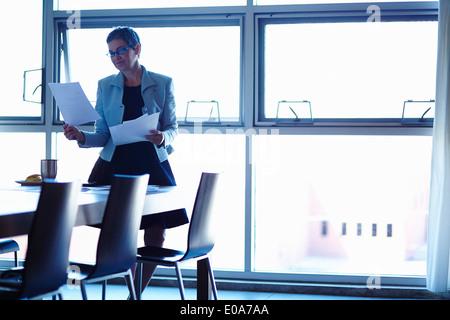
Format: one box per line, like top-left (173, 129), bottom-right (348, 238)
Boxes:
top-left (109, 113), bottom-right (160, 146)
top-left (48, 82), bottom-right (101, 126)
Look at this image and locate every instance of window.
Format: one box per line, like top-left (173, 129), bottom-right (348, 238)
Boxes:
top-left (253, 135), bottom-right (431, 276)
top-left (59, 23), bottom-right (241, 124)
top-left (0, 0), bottom-right (43, 120)
top-left (257, 17), bottom-right (438, 125)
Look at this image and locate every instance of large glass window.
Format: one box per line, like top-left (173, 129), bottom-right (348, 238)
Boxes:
top-left (0, 1), bottom-right (43, 119)
top-left (253, 135), bottom-right (431, 276)
top-left (259, 20), bottom-right (438, 124)
top-left (61, 24), bottom-right (241, 123)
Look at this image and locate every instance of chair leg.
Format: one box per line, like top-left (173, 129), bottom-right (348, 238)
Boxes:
top-left (102, 280), bottom-right (107, 300)
top-left (206, 258), bottom-right (219, 300)
top-left (136, 262), bottom-right (142, 300)
top-left (53, 292), bottom-right (63, 300)
top-left (51, 290), bottom-right (63, 300)
top-left (13, 251), bottom-right (19, 268)
top-left (205, 258), bottom-right (218, 300)
top-left (174, 262), bottom-right (186, 300)
top-left (80, 281), bottom-right (88, 300)
top-left (125, 269), bottom-right (137, 300)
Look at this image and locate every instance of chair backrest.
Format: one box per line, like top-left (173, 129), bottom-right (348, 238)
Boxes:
top-left (89, 174), bottom-right (149, 279)
top-left (21, 180), bottom-right (81, 299)
top-left (183, 172), bottom-right (221, 260)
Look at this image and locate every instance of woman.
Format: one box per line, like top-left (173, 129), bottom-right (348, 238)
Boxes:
top-left (63, 26), bottom-right (188, 295)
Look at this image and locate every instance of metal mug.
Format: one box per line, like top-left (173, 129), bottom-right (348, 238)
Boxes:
top-left (41, 159), bottom-right (57, 180)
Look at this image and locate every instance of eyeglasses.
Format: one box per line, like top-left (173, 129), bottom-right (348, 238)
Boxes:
top-left (107, 46), bottom-right (132, 58)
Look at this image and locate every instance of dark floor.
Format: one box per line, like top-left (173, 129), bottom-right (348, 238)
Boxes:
top-left (56, 282), bottom-right (430, 300)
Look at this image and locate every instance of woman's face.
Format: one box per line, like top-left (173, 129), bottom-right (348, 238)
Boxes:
top-left (107, 38), bottom-right (140, 72)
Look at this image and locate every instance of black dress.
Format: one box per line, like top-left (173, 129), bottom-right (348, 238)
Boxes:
top-left (88, 85), bottom-right (188, 229)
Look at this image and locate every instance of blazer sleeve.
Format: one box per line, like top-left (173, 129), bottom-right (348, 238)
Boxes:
top-left (159, 78), bottom-right (178, 149)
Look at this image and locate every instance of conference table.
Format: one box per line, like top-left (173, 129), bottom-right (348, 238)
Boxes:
top-left (0, 184), bottom-right (214, 300)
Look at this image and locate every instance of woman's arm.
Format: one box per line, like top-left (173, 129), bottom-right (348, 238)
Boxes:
top-left (157, 78), bottom-right (178, 148)
top-left (63, 123), bottom-right (86, 144)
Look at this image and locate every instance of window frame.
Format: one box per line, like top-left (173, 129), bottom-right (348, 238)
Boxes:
top-left (255, 2), bottom-right (438, 127)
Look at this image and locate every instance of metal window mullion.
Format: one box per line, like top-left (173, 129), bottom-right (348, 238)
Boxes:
top-left (243, 4), bottom-right (256, 274)
top-left (43, 0), bottom-right (56, 159)
top-left (61, 26), bottom-right (71, 83)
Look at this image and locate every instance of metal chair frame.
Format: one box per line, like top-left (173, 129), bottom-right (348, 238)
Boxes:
top-left (136, 172), bottom-right (221, 300)
top-left (0, 180), bottom-right (81, 300)
top-left (69, 174), bottom-right (149, 300)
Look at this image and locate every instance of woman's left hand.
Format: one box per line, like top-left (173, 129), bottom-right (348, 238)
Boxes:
top-left (146, 130), bottom-right (165, 146)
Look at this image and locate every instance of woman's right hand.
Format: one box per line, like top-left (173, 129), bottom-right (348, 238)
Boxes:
top-left (63, 123), bottom-right (86, 144)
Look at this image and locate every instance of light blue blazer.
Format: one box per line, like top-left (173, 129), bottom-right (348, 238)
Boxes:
top-left (80, 66), bottom-right (177, 163)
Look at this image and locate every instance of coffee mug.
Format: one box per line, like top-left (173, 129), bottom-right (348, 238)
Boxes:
top-left (41, 159), bottom-right (57, 180)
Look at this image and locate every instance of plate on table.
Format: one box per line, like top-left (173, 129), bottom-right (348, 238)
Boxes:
top-left (15, 180), bottom-right (43, 186)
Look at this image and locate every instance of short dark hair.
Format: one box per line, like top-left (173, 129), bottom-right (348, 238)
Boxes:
top-left (106, 26), bottom-right (141, 49)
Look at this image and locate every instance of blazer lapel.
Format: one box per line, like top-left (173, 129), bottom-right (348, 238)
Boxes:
top-left (141, 66), bottom-right (158, 92)
top-left (111, 71), bottom-right (124, 89)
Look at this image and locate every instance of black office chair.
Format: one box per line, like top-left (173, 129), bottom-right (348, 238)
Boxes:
top-left (69, 174), bottom-right (149, 300)
top-left (0, 239), bottom-right (20, 268)
top-left (136, 172), bottom-right (221, 300)
top-left (0, 180), bottom-right (81, 300)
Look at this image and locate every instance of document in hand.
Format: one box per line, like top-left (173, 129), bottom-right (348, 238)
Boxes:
top-left (109, 113), bottom-right (160, 146)
top-left (48, 82), bottom-right (101, 126)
